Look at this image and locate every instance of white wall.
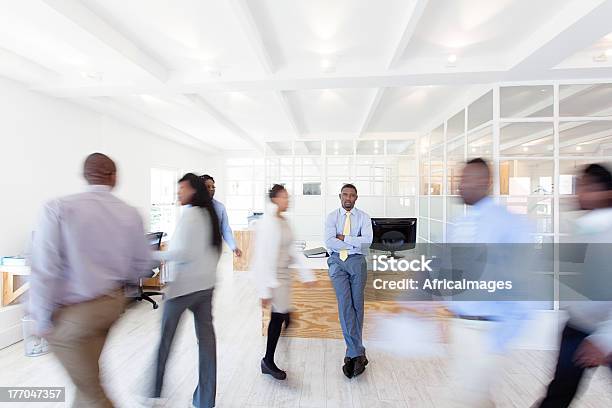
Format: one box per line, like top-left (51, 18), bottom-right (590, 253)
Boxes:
top-left (0, 77), bottom-right (221, 348)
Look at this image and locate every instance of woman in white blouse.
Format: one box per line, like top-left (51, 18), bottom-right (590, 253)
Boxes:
top-left (152, 173), bottom-right (221, 408)
top-left (251, 184), bottom-right (315, 380)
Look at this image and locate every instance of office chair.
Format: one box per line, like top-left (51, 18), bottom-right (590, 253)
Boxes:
top-left (135, 231), bottom-right (166, 309)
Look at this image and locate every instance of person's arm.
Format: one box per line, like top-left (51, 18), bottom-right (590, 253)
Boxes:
top-left (218, 203), bottom-right (237, 251)
top-left (585, 308), bottom-right (612, 359)
top-left (289, 242), bottom-right (316, 283)
top-left (343, 212), bottom-right (374, 249)
top-left (29, 201), bottom-right (63, 335)
top-left (325, 211), bottom-right (352, 251)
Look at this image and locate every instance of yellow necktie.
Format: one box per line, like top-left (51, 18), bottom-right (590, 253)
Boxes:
top-left (339, 212), bottom-right (351, 261)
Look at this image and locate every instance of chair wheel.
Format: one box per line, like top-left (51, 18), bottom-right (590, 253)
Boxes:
top-left (153, 303), bottom-right (159, 309)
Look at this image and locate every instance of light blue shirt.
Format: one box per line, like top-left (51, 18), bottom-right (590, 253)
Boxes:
top-left (447, 196), bottom-right (533, 351)
top-left (29, 185), bottom-right (152, 333)
top-left (325, 207), bottom-right (373, 256)
top-left (212, 198), bottom-right (236, 251)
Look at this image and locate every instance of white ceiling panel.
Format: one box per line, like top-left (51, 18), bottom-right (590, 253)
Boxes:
top-left (287, 88), bottom-right (378, 137)
top-left (113, 95), bottom-right (246, 149)
top-left (199, 91), bottom-right (295, 141)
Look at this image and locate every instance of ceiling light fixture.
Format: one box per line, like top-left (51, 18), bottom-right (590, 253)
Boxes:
top-left (522, 146), bottom-right (529, 152)
top-left (320, 58), bottom-right (336, 73)
top-left (447, 54), bottom-right (458, 67)
top-left (576, 146), bottom-right (582, 151)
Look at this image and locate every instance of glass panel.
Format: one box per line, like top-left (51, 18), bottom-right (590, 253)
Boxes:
top-left (387, 139), bottom-right (416, 155)
top-left (447, 136), bottom-right (465, 195)
top-left (294, 157), bottom-right (322, 178)
top-left (430, 196), bottom-right (443, 221)
top-left (500, 123), bottom-right (554, 156)
top-left (430, 146), bottom-right (443, 195)
top-left (500, 86), bottom-right (554, 118)
top-left (386, 173), bottom-right (417, 195)
top-left (326, 139), bottom-right (354, 155)
top-left (356, 140), bottom-right (383, 155)
top-left (386, 197), bottom-right (415, 217)
top-left (294, 140), bottom-right (322, 155)
top-left (431, 124), bottom-right (444, 147)
top-left (560, 83), bottom-right (612, 117)
top-left (467, 125), bottom-right (493, 160)
top-left (498, 196), bottom-right (553, 234)
top-left (430, 220), bottom-right (444, 243)
top-left (419, 151), bottom-right (429, 196)
top-left (447, 196), bottom-right (464, 222)
top-left (500, 160), bottom-right (554, 196)
top-left (419, 196), bottom-right (429, 218)
top-left (354, 179), bottom-right (384, 195)
top-left (418, 217), bottom-right (429, 241)
top-left (267, 141), bottom-right (293, 155)
top-left (356, 157), bottom-right (385, 178)
top-left (447, 110), bottom-right (465, 140)
top-left (468, 90), bottom-right (493, 130)
top-left (559, 121), bottom-right (612, 156)
top-left (326, 156), bottom-right (353, 179)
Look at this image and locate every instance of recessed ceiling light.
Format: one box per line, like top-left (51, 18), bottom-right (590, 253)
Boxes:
top-left (320, 59), bottom-right (336, 73)
top-left (522, 146), bottom-right (529, 152)
top-left (80, 71), bottom-right (103, 81)
top-left (576, 145), bottom-right (582, 151)
top-left (374, 149), bottom-right (379, 154)
top-left (447, 54), bottom-right (458, 64)
top-left (471, 147), bottom-right (476, 153)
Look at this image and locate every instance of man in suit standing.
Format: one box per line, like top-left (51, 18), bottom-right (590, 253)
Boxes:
top-left (325, 184), bottom-right (373, 378)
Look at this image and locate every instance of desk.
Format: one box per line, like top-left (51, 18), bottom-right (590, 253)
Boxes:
top-left (1, 265), bottom-right (30, 306)
top-left (261, 254), bottom-right (451, 339)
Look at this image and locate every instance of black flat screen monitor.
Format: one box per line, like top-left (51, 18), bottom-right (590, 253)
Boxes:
top-left (370, 218), bottom-right (417, 257)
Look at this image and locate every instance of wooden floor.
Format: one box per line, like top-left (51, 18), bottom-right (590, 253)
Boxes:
top-left (1, 252), bottom-right (610, 408)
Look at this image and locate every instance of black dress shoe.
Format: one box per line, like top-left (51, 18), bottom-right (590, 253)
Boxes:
top-left (261, 358), bottom-right (287, 380)
top-left (352, 355), bottom-right (368, 377)
top-left (342, 357), bottom-right (354, 378)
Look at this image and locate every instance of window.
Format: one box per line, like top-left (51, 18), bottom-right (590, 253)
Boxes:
top-left (150, 167), bottom-right (178, 237)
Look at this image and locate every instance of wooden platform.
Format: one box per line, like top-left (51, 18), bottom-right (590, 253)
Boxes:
top-left (262, 268), bottom-right (452, 340)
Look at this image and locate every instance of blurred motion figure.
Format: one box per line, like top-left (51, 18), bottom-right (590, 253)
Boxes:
top-left (536, 164), bottom-right (612, 408)
top-left (29, 153), bottom-right (151, 408)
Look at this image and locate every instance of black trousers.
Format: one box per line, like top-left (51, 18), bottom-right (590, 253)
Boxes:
top-left (538, 324), bottom-right (611, 408)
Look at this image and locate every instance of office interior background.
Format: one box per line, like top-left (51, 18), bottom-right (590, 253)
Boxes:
top-left (1, 0), bottom-right (612, 406)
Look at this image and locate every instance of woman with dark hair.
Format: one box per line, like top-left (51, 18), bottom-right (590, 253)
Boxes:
top-left (251, 184), bottom-right (315, 380)
top-left (152, 173), bottom-right (221, 408)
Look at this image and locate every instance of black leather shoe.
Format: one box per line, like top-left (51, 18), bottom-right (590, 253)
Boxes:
top-left (352, 355), bottom-right (368, 377)
top-left (261, 358), bottom-right (287, 380)
top-left (342, 357), bottom-right (354, 378)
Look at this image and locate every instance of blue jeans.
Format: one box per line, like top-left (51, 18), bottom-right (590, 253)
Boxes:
top-left (328, 252), bottom-right (368, 358)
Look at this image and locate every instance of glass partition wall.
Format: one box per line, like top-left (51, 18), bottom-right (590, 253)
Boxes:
top-left (419, 82), bottom-right (612, 245)
top-left (263, 138), bottom-right (417, 242)
top-left (419, 81), bottom-right (612, 309)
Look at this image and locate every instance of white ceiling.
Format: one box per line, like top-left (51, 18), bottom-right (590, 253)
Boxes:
top-left (0, 0), bottom-right (611, 152)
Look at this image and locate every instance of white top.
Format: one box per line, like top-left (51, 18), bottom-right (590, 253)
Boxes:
top-left (154, 205), bottom-right (220, 299)
top-left (250, 203), bottom-right (315, 298)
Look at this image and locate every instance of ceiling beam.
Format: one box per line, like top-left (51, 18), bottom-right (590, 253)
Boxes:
top-left (387, 0), bottom-right (429, 69)
top-left (42, 0), bottom-right (168, 82)
top-left (358, 88), bottom-right (386, 136)
top-left (508, 0), bottom-right (612, 76)
top-left (275, 91), bottom-right (302, 138)
top-left (0, 47), bottom-right (60, 85)
top-left (79, 97), bottom-right (219, 152)
top-left (180, 94), bottom-right (264, 152)
top-left (228, 0), bottom-right (275, 74)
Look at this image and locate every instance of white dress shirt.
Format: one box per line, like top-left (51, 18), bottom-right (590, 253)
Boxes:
top-left (30, 185), bottom-right (152, 333)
